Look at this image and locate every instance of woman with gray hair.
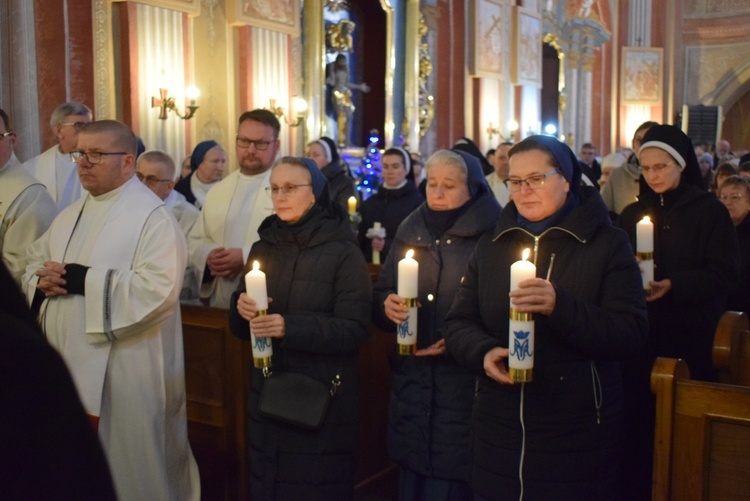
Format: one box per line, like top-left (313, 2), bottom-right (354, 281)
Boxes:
top-left (373, 149), bottom-right (501, 500)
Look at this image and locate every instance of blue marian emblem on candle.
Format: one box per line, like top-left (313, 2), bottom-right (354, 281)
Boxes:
top-left (254, 336), bottom-right (271, 352)
top-left (510, 330), bottom-right (532, 360)
top-left (397, 319), bottom-right (413, 339)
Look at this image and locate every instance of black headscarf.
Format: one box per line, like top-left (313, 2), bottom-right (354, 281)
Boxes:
top-left (190, 140), bottom-right (219, 173)
top-left (639, 124), bottom-right (704, 190)
top-left (452, 137), bottom-right (494, 176)
top-left (313, 136), bottom-right (340, 166)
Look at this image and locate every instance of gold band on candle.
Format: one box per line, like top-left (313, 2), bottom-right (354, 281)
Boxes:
top-left (398, 344), bottom-right (416, 355)
top-left (510, 367), bottom-right (533, 382)
top-left (636, 251), bottom-right (653, 260)
top-left (644, 288), bottom-right (652, 297)
top-left (509, 308), bottom-right (533, 322)
top-left (403, 297), bottom-right (418, 307)
top-left (253, 356), bottom-right (273, 368)
top-left (256, 309), bottom-right (268, 316)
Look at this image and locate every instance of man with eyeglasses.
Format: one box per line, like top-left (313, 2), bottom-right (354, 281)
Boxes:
top-left (22, 102), bottom-right (92, 211)
top-left (137, 149), bottom-right (200, 300)
top-left (0, 109), bottom-right (56, 285)
top-left (23, 120), bottom-right (200, 500)
top-left (188, 109), bottom-right (278, 308)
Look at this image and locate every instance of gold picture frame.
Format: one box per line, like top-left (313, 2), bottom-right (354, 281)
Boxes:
top-left (620, 47), bottom-right (663, 105)
top-left (112, 0), bottom-right (200, 15)
top-left (227, 0), bottom-right (301, 36)
top-left (470, 0), bottom-right (512, 80)
top-left (511, 6), bottom-right (542, 87)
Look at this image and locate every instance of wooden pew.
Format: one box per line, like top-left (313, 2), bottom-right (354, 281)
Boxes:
top-left (182, 302), bottom-right (397, 500)
top-left (651, 357), bottom-right (750, 501)
top-left (713, 311), bottom-right (750, 386)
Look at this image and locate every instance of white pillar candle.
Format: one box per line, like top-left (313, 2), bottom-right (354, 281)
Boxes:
top-left (372, 222), bottom-right (382, 265)
top-left (347, 196), bottom-right (357, 215)
top-left (636, 216), bottom-right (654, 295)
top-left (509, 248), bottom-right (536, 382)
top-left (244, 260), bottom-right (272, 368)
top-left (397, 249), bottom-right (419, 355)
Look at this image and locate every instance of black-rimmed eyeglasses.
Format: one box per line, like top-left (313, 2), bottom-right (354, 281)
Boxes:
top-left (70, 151), bottom-right (128, 164)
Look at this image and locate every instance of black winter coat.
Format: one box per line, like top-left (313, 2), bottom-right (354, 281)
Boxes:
top-left (228, 207), bottom-right (372, 501)
top-left (358, 182), bottom-right (424, 263)
top-left (444, 186), bottom-right (648, 500)
top-left (618, 183), bottom-right (739, 380)
top-left (321, 160), bottom-right (357, 215)
top-left (372, 191), bottom-right (501, 482)
top-left (727, 214), bottom-right (750, 314)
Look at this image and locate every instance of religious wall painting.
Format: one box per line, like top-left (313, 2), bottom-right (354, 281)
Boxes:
top-left (470, 0), bottom-right (512, 80)
top-left (112, 0), bottom-right (200, 15)
top-left (512, 7), bottom-right (542, 88)
top-left (621, 47), bottom-right (663, 105)
top-left (227, 0), bottom-right (300, 36)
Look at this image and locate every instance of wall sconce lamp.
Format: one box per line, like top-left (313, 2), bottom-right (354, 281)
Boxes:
top-left (486, 122), bottom-right (500, 142)
top-left (266, 97), bottom-right (307, 127)
top-left (152, 86), bottom-right (200, 120)
top-left (501, 120), bottom-right (520, 142)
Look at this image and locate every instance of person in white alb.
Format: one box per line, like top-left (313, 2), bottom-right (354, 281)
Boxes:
top-left (0, 108), bottom-right (56, 285)
top-left (188, 109), bottom-right (278, 308)
top-left (23, 120), bottom-right (200, 501)
top-left (485, 141), bottom-right (513, 208)
top-left (22, 102), bottom-right (92, 211)
top-left (136, 149), bottom-right (200, 301)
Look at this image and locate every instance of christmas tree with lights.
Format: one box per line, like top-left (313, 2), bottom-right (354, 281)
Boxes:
top-left (351, 129), bottom-right (383, 201)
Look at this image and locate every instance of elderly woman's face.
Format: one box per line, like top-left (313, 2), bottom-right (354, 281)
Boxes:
top-left (197, 146), bottom-right (227, 183)
top-left (508, 149), bottom-right (569, 222)
top-left (639, 148), bottom-right (682, 194)
top-left (426, 162), bottom-right (471, 211)
top-left (719, 184), bottom-right (750, 226)
top-left (269, 163), bottom-right (315, 223)
top-left (305, 143), bottom-right (328, 169)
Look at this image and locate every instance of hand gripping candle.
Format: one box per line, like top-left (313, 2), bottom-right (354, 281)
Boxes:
top-left (397, 249), bottom-right (419, 355)
top-left (245, 260), bottom-right (272, 368)
top-left (509, 248), bottom-right (536, 382)
top-left (636, 216), bottom-right (654, 296)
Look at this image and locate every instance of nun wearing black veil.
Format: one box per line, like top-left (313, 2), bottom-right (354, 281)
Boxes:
top-left (444, 136), bottom-right (648, 500)
top-left (228, 156), bottom-right (372, 500)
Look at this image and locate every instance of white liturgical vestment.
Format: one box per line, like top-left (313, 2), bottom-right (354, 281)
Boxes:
top-left (22, 145), bottom-right (86, 211)
top-left (485, 172), bottom-right (510, 208)
top-left (164, 189), bottom-right (200, 301)
top-left (23, 177), bottom-right (199, 501)
top-left (188, 169), bottom-right (273, 308)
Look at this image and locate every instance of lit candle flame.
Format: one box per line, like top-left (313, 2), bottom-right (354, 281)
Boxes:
top-left (252, 260), bottom-right (260, 271)
top-left (642, 216), bottom-right (651, 223)
top-left (522, 248), bottom-right (530, 261)
top-left (406, 249), bottom-right (414, 259)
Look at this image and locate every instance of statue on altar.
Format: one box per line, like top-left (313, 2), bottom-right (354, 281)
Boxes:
top-left (326, 53), bottom-right (370, 147)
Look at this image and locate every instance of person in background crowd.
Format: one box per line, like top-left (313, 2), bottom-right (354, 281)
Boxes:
top-left (486, 142), bottom-right (513, 207)
top-left (453, 137), bottom-right (494, 176)
top-left (578, 142), bottom-right (601, 185)
top-left (306, 136), bottom-right (357, 214)
top-left (444, 135), bottom-right (647, 500)
top-left (137, 150), bottom-right (200, 301)
top-left (738, 161), bottom-right (750, 179)
top-left (411, 152), bottom-right (427, 197)
top-left (712, 162), bottom-right (738, 191)
top-left (715, 138), bottom-right (732, 167)
top-left (0, 108), bottom-right (56, 285)
top-left (22, 101), bottom-right (92, 211)
top-left (718, 175), bottom-right (750, 313)
top-left (188, 109), bottom-right (278, 308)
top-left (359, 147), bottom-right (423, 263)
top-left (180, 155), bottom-right (192, 180)
top-left (697, 152), bottom-right (714, 190)
top-left (373, 149), bottom-right (500, 501)
top-left (486, 148), bottom-right (496, 166)
top-left (598, 152), bottom-right (627, 187)
top-left (600, 121), bottom-right (659, 220)
top-left (228, 157), bottom-right (371, 500)
top-left (23, 120), bottom-right (200, 500)
top-left (174, 140), bottom-right (227, 209)
top-left (617, 124), bottom-right (739, 499)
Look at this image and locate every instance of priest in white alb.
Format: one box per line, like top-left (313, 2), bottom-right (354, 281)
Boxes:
top-left (23, 120), bottom-right (199, 501)
top-left (22, 101), bottom-right (92, 212)
top-left (187, 109), bottom-right (278, 308)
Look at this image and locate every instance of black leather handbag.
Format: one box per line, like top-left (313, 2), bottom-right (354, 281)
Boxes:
top-left (258, 369), bottom-right (341, 430)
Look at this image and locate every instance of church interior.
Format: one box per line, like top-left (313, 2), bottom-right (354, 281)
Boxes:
top-left (3, 1), bottom-right (750, 500)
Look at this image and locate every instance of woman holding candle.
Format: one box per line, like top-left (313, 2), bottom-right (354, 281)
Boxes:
top-left (227, 156), bottom-right (372, 500)
top-left (359, 147), bottom-right (424, 263)
top-left (305, 136), bottom-right (357, 214)
top-left (373, 149), bottom-right (501, 500)
top-left (617, 125), bottom-right (739, 498)
top-left (718, 175), bottom-right (750, 313)
top-left (444, 136), bottom-right (648, 500)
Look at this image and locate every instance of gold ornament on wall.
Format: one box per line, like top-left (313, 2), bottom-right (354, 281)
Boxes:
top-left (418, 14), bottom-right (434, 139)
top-left (327, 19), bottom-right (356, 53)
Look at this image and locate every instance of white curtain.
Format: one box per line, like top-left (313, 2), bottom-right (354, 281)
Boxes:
top-left (250, 27), bottom-right (291, 156)
top-left (137, 4), bottom-right (187, 162)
